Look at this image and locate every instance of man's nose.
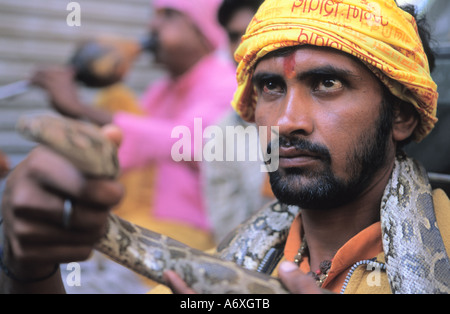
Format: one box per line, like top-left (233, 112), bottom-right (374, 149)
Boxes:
top-left (276, 88), bottom-right (314, 138)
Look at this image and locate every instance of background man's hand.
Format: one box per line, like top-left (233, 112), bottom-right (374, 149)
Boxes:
top-left (31, 66), bottom-right (83, 119)
top-left (30, 67), bottom-right (113, 126)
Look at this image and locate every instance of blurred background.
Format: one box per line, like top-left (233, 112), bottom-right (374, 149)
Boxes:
top-left (0, 0), bottom-right (163, 176)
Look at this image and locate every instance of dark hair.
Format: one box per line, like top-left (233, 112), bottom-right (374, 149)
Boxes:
top-left (218, 0), bottom-right (264, 27)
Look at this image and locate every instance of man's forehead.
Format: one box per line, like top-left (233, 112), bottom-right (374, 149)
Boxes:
top-left (254, 46), bottom-right (367, 74)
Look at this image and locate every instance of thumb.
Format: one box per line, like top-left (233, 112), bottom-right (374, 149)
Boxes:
top-left (278, 261), bottom-right (323, 294)
top-left (101, 124), bottom-right (123, 148)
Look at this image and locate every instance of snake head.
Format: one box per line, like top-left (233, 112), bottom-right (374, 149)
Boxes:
top-left (17, 114), bottom-right (120, 179)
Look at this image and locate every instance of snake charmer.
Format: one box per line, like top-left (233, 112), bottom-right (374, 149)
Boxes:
top-left (1, 0), bottom-right (449, 294)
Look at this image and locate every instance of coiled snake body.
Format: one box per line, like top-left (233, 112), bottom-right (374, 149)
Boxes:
top-left (16, 114), bottom-right (450, 294)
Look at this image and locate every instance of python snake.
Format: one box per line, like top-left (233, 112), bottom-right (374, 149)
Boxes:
top-left (16, 114), bottom-right (450, 294)
top-left (16, 114), bottom-right (294, 294)
top-left (381, 154), bottom-right (450, 293)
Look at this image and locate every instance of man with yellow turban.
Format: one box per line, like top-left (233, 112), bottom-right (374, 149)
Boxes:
top-left (164, 0), bottom-right (450, 294)
top-left (1, 0), bottom-right (449, 294)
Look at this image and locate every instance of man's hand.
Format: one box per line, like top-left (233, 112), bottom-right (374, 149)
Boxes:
top-left (163, 271), bottom-right (196, 294)
top-left (31, 67), bottom-right (84, 119)
top-left (30, 67), bottom-right (113, 126)
top-left (278, 261), bottom-right (323, 294)
top-left (0, 126), bottom-right (123, 293)
top-left (163, 261), bottom-right (325, 294)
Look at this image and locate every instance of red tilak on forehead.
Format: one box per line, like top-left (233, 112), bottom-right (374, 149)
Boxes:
top-left (283, 54), bottom-right (296, 79)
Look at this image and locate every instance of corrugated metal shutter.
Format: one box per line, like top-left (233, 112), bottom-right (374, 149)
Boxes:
top-left (0, 0), bottom-right (161, 169)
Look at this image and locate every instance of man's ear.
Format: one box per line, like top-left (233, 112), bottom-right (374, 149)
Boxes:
top-left (392, 101), bottom-right (419, 142)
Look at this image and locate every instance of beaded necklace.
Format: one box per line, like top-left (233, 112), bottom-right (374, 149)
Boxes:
top-left (293, 237), bottom-right (333, 288)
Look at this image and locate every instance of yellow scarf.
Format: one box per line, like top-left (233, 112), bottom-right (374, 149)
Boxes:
top-left (232, 0), bottom-right (438, 142)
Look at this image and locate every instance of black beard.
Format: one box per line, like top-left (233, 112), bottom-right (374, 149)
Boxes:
top-left (269, 102), bottom-right (393, 210)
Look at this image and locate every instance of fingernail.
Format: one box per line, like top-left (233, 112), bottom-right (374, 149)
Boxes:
top-left (280, 261), bottom-right (298, 273)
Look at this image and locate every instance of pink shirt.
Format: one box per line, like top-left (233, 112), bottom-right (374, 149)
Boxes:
top-left (113, 54), bottom-right (236, 230)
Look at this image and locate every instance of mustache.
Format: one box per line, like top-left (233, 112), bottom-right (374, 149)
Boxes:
top-left (268, 136), bottom-right (332, 164)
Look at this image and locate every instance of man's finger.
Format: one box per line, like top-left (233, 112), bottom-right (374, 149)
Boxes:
top-left (163, 270), bottom-right (196, 294)
top-left (101, 124), bottom-right (123, 148)
top-left (25, 147), bottom-right (123, 208)
top-left (278, 261), bottom-right (323, 294)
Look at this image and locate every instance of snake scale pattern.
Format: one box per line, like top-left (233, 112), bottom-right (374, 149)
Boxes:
top-left (381, 154), bottom-right (450, 294)
top-left (16, 114), bottom-right (450, 294)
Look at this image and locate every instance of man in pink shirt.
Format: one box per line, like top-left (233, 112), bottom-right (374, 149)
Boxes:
top-left (31, 0), bottom-right (237, 249)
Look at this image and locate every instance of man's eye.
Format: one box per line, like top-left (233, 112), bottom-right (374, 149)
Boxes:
top-left (261, 80), bottom-right (284, 94)
top-left (252, 74), bottom-right (286, 97)
top-left (314, 78), bottom-right (344, 92)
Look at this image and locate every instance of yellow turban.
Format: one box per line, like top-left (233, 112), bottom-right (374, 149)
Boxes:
top-left (232, 0), bottom-right (438, 142)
